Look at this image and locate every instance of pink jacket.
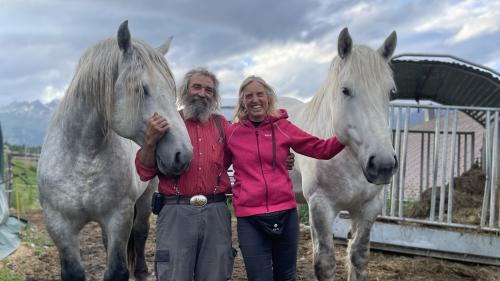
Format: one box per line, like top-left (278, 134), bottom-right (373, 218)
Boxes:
top-left (226, 109), bottom-right (345, 217)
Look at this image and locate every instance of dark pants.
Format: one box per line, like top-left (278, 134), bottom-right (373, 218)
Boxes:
top-left (155, 202), bottom-right (236, 281)
top-left (237, 209), bottom-right (299, 281)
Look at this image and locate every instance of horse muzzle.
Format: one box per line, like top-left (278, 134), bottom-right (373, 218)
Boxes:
top-left (364, 154), bottom-right (399, 185)
top-left (156, 148), bottom-right (193, 176)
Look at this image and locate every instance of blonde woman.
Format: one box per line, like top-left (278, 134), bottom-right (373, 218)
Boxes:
top-left (225, 75), bottom-right (345, 281)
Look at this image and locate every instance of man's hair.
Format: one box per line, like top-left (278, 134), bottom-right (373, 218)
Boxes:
top-left (233, 75), bottom-right (278, 122)
top-left (177, 67), bottom-right (220, 111)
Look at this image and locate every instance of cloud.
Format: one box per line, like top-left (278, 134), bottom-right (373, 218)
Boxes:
top-left (211, 42), bottom-right (336, 105)
top-left (41, 85), bottom-right (67, 103)
top-left (0, 0), bottom-right (499, 107)
top-left (414, 1), bottom-right (500, 44)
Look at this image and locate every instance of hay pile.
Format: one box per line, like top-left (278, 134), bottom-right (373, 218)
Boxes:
top-left (406, 164), bottom-right (489, 225)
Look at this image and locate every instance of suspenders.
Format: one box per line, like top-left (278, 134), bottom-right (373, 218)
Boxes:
top-left (213, 114), bottom-right (225, 144)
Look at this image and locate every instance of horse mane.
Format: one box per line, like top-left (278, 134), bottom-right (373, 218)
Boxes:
top-left (302, 45), bottom-right (394, 137)
top-left (53, 37), bottom-right (175, 137)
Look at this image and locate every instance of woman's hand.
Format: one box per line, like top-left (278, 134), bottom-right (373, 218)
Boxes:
top-left (286, 152), bottom-right (295, 170)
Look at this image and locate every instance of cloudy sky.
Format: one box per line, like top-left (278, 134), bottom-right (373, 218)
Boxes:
top-left (0, 0), bottom-right (499, 106)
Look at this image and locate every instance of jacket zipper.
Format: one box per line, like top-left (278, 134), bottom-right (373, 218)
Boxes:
top-left (255, 128), bottom-right (269, 212)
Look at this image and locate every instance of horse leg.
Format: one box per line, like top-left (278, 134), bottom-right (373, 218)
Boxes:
top-left (346, 197), bottom-right (382, 281)
top-left (309, 192), bottom-right (337, 281)
top-left (102, 205), bottom-right (135, 281)
top-left (102, 228), bottom-right (108, 251)
top-left (43, 207), bottom-right (86, 281)
top-left (130, 180), bottom-right (156, 281)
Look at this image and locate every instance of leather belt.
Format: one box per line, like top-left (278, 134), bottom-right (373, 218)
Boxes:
top-left (162, 193), bottom-right (227, 207)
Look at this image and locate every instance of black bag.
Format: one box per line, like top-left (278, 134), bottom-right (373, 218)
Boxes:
top-left (251, 209), bottom-right (291, 237)
top-left (151, 192), bottom-right (164, 215)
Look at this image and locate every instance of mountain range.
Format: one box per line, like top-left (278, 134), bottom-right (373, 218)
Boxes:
top-left (0, 100), bottom-right (59, 146)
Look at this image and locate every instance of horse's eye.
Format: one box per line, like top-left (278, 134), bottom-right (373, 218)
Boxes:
top-left (143, 86), bottom-right (149, 96)
top-left (341, 87), bottom-right (350, 96)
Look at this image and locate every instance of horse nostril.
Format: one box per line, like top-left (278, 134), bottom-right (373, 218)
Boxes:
top-left (174, 152), bottom-right (181, 164)
top-left (367, 155), bottom-right (376, 170)
top-left (393, 155), bottom-right (399, 170)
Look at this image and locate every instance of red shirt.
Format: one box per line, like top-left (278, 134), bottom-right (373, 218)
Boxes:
top-left (135, 114), bottom-right (231, 196)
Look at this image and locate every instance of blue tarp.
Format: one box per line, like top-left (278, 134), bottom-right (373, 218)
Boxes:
top-left (0, 121), bottom-right (25, 260)
top-left (0, 217), bottom-right (26, 260)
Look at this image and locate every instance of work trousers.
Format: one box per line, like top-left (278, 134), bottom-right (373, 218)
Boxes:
top-left (155, 202), bottom-right (236, 281)
top-left (237, 209), bottom-right (299, 281)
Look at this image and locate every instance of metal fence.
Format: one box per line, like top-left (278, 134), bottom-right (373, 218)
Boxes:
top-left (340, 103), bottom-right (500, 265)
top-left (384, 103), bottom-right (497, 230)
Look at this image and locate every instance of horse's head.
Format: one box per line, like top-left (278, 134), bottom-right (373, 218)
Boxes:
top-left (331, 28), bottom-right (398, 185)
top-left (112, 21), bottom-right (193, 176)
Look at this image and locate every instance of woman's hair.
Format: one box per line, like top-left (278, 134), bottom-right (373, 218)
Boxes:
top-left (233, 75), bottom-right (278, 122)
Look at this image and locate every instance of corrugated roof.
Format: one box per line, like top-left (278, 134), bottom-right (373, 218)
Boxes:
top-left (391, 54), bottom-right (500, 127)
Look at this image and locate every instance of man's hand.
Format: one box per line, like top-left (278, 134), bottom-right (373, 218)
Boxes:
top-left (144, 113), bottom-right (170, 147)
top-left (286, 152), bottom-right (295, 170)
top-left (140, 113), bottom-right (170, 168)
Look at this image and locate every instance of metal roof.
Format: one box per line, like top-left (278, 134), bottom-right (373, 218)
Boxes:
top-left (390, 54), bottom-right (500, 126)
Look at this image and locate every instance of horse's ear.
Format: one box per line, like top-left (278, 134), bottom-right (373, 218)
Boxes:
top-left (338, 27), bottom-right (352, 59)
top-left (157, 36), bottom-right (173, 55)
top-left (378, 31), bottom-right (397, 60)
top-left (117, 20), bottom-right (132, 54)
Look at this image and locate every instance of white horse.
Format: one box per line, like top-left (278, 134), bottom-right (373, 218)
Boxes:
top-left (279, 28), bottom-right (398, 281)
top-left (37, 21), bottom-right (193, 281)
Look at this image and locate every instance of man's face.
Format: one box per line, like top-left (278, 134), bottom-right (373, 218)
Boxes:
top-left (188, 74), bottom-right (215, 101)
top-left (182, 73), bottom-right (216, 121)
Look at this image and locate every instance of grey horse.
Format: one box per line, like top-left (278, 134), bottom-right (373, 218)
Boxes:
top-left (37, 21), bottom-right (192, 281)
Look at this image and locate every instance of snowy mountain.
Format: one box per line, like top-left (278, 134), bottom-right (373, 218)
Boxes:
top-left (0, 100), bottom-right (59, 146)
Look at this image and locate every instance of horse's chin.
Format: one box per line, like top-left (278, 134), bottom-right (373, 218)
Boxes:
top-left (156, 158), bottom-right (189, 178)
top-left (362, 169), bottom-right (392, 185)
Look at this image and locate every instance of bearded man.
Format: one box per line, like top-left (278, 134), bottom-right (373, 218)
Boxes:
top-left (135, 68), bottom-right (235, 281)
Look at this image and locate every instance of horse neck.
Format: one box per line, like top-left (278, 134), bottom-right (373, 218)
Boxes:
top-left (53, 94), bottom-right (114, 151)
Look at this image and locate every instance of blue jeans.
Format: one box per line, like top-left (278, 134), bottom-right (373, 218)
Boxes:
top-left (237, 209), bottom-right (299, 281)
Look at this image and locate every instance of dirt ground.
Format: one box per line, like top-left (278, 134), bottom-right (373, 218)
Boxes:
top-left (2, 209), bottom-right (500, 281)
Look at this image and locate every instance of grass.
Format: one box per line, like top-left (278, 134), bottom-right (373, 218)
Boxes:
top-left (298, 203), bottom-right (309, 225)
top-left (0, 267), bottom-right (24, 281)
top-left (21, 224), bottom-right (53, 256)
top-left (9, 159), bottom-right (39, 212)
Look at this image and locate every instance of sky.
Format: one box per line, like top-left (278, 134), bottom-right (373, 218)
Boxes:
top-left (0, 0), bottom-right (499, 106)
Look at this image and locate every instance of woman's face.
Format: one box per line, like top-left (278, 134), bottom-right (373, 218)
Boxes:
top-left (242, 81), bottom-right (270, 122)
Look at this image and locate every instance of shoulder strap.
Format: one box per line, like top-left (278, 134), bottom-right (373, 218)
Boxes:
top-left (213, 115), bottom-right (225, 144)
top-left (271, 122), bottom-right (276, 170)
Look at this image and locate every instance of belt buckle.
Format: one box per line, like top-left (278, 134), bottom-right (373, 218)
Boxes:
top-left (190, 195), bottom-right (208, 207)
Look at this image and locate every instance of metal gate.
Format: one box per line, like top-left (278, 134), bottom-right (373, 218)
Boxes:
top-left (334, 103), bottom-right (500, 265)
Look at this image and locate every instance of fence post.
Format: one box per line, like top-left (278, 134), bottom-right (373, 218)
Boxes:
top-left (430, 109), bottom-right (441, 221)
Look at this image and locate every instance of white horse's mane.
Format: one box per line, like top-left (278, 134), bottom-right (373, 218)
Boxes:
top-left (53, 38), bottom-right (176, 136)
top-left (302, 45), bottom-right (394, 137)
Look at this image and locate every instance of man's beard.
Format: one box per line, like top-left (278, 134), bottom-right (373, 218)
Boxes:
top-left (181, 94), bottom-right (215, 122)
